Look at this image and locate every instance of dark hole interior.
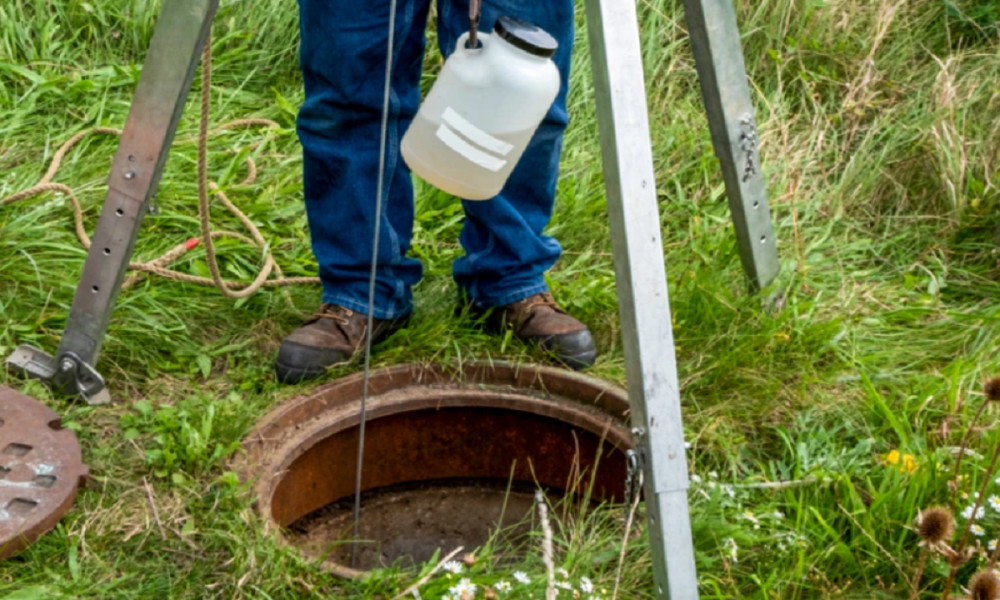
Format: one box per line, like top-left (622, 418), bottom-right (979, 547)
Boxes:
top-left (32, 475), bottom-right (57, 488)
top-left (289, 478), bottom-right (542, 570)
top-left (8, 498), bottom-right (38, 516)
top-left (2, 443), bottom-right (31, 457)
top-left (274, 406), bottom-right (627, 571)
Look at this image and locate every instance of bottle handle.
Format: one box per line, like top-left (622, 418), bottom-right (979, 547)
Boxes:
top-left (456, 31), bottom-right (488, 54)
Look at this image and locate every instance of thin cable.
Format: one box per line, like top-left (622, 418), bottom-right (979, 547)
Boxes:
top-left (351, 0), bottom-right (398, 569)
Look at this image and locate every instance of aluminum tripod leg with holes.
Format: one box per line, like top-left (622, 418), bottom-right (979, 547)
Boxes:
top-left (684, 0), bottom-right (779, 291)
top-left (5, 0), bottom-right (219, 404)
top-left (587, 0), bottom-right (780, 591)
top-left (585, 0), bottom-right (702, 596)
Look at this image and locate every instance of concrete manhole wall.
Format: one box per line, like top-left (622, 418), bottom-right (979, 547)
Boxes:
top-left (237, 362), bottom-right (633, 577)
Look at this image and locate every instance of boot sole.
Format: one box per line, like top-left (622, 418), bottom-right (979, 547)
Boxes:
top-left (556, 347), bottom-right (598, 371)
top-left (274, 314), bottom-right (411, 385)
top-left (274, 361), bottom-right (338, 385)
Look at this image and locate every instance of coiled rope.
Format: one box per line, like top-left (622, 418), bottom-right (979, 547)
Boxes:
top-left (1, 35), bottom-right (321, 297)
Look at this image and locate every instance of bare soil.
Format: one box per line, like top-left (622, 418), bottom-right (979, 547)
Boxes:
top-left (287, 479), bottom-right (541, 571)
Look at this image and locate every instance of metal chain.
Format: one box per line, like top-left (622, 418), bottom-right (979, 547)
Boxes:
top-left (624, 427), bottom-right (645, 505)
top-left (351, 0), bottom-right (399, 569)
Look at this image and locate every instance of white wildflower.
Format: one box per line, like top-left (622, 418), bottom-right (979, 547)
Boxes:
top-left (990, 539), bottom-right (998, 552)
top-left (989, 495), bottom-right (1000, 513)
top-left (690, 474), bottom-right (702, 484)
top-left (972, 524), bottom-right (986, 537)
top-left (580, 577), bottom-right (594, 593)
top-left (962, 505), bottom-right (986, 520)
top-left (449, 578), bottom-right (476, 596)
top-left (709, 471), bottom-right (719, 479)
top-left (557, 568), bottom-right (570, 579)
top-left (724, 538), bottom-right (738, 563)
top-left (743, 510), bottom-right (761, 530)
top-left (443, 560), bottom-right (464, 575)
top-left (513, 571), bottom-right (530, 585)
top-left (494, 580), bottom-right (512, 594)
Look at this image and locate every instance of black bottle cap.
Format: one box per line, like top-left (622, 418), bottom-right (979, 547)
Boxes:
top-left (493, 15), bottom-right (558, 58)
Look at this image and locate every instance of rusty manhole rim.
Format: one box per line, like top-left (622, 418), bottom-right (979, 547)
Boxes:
top-left (0, 386), bottom-right (89, 560)
top-left (237, 361), bottom-right (633, 579)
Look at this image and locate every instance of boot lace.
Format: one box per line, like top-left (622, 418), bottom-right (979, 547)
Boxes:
top-left (523, 292), bottom-right (559, 312)
top-left (313, 303), bottom-right (354, 325)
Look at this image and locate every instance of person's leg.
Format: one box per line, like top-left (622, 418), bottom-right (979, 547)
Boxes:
top-left (438, 0), bottom-right (574, 307)
top-left (279, 0), bottom-right (430, 383)
top-left (436, 0), bottom-right (596, 370)
top-left (297, 0), bottom-right (430, 319)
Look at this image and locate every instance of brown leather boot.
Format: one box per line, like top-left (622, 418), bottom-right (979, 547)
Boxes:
top-left (275, 304), bottom-right (409, 384)
top-left (472, 292), bottom-right (597, 370)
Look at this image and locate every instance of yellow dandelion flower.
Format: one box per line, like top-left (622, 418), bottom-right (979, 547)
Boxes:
top-left (901, 454), bottom-right (919, 474)
top-left (884, 449), bottom-right (901, 466)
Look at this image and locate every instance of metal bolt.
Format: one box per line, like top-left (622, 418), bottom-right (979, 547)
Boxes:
top-left (60, 359), bottom-right (75, 372)
top-left (124, 171), bottom-right (135, 180)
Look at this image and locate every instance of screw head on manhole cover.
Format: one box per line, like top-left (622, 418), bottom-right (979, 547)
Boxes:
top-left (0, 386), bottom-right (89, 560)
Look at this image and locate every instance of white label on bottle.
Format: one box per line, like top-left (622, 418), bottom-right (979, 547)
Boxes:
top-left (442, 107), bottom-right (514, 156)
top-left (436, 124), bottom-right (507, 172)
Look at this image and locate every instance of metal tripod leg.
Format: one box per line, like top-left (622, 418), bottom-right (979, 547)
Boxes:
top-left (684, 0), bottom-right (779, 291)
top-left (585, 0), bottom-right (699, 597)
top-left (6, 0), bottom-right (219, 404)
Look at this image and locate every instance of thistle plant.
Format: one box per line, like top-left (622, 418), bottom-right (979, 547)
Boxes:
top-left (939, 377), bottom-right (1000, 600)
top-left (910, 508), bottom-right (956, 600)
top-left (906, 378), bottom-right (1000, 599)
top-left (968, 569), bottom-right (1000, 600)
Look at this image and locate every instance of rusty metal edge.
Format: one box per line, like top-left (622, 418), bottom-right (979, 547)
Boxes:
top-left (246, 361), bottom-right (628, 447)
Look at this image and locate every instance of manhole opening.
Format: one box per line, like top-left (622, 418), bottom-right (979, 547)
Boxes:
top-left (272, 405), bottom-right (628, 572)
top-left (241, 363), bottom-right (633, 577)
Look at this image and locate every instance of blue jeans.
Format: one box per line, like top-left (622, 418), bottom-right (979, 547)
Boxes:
top-left (297, 0), bottom-right (574, 319)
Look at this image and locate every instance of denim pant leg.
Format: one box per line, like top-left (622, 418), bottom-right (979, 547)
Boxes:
top-left (438, 0), bottom-right (575, 307)
top-left (297, 0), bottom-right (430, 319)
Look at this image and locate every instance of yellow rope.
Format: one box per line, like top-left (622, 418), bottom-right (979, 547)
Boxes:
top-left (1, 34), bottom-right (320, 295)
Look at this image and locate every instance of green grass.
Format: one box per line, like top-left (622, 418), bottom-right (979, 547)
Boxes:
top-left (2, 0), bottom-right (1000, 597)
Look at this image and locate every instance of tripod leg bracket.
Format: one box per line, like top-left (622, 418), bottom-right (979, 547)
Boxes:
top-left (6, 346), bottom-right (110, 405)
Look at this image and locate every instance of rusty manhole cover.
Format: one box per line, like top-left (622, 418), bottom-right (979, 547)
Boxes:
top-left (0, 386), bottom-right (89, 560)
top-left (237, 362), bottom-right (632, 578)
